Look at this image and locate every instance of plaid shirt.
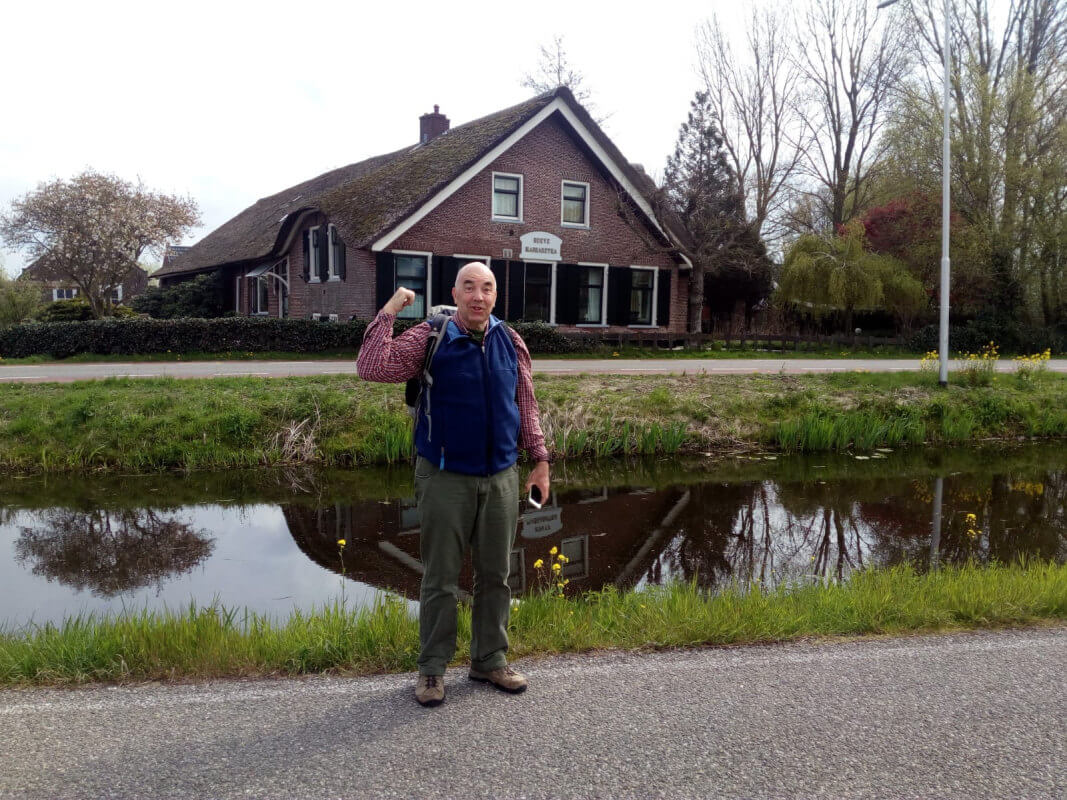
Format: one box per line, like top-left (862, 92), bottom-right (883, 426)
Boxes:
top-left (357, 311), bottom-right (550, 463)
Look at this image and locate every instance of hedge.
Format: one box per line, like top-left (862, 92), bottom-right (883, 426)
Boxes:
top-left (0, 317), bottom-right (591, 359)
top-left (907, 320), bottom-right (1065, 355)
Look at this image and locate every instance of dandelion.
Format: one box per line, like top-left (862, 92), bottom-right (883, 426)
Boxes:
top-left (336, 538), bottom-right (346, 548)
top-left (552, 562), bottom-right (562, 573)
top-left (549, 546), bottom-right (558, 556)
top-left (533, 558), bottom-right (544, 569)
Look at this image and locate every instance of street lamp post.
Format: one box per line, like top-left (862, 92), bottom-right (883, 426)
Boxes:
top-left (879, 0), bottom-right (951, 386)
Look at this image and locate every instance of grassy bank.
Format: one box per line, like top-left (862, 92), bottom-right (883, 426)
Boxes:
top-left (1, 562), bottom-right (1063, 686)
top-left (1, 371), bottom-right (1064, 474)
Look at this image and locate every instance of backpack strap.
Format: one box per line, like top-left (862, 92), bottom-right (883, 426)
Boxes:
top-left (411, 311), bottom-right (450, 445)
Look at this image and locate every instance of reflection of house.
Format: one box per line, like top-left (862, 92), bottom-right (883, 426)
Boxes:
top-left (18, 258), bottom-right (149, 304)
top-left (280, 484), bottom-right (690, 600)
top-left (153, 88), bottom-right (689, 329)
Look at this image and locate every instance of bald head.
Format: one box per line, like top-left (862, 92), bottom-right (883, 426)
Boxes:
top-left (452, 261), bottom-right (497, 331)
top-left (455, 261), bottom-right (495, 289)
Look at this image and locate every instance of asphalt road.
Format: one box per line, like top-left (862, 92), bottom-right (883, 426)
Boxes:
top-left (1, 357), bottom-right (1065, 382)
top-left (2, 626), bottom-right (1064, 799)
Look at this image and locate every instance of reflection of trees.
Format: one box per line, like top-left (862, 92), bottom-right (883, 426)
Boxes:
top-left (15, 509), bottom-right (214, 597)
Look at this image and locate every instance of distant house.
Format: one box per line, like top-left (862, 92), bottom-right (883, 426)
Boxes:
top-left (19, 259), bottom-right (149, 305)
top-left (153, 87), bottom-right (692, 330)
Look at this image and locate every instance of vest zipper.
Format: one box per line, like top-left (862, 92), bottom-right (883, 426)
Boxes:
top-left (481, 328), bottom-right (494, 477)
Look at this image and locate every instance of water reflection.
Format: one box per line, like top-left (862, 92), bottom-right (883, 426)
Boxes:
top-left (1, 444), bottom-right (1064, 625)
top-left (14, 509), bottom-right (214, 598)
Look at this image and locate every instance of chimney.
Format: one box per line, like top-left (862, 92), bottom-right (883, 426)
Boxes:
top-left (419, 104), bottom-right (450, 144)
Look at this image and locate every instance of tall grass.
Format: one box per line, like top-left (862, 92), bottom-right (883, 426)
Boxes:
top-left (2, 562), bottom-right (1064, 686)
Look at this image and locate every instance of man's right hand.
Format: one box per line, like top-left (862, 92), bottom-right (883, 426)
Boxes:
top-left (383, 287), bottom-right (416, 316)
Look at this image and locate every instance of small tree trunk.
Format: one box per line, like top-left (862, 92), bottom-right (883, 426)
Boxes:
top-left (687, 261), bottom-right (705, 333)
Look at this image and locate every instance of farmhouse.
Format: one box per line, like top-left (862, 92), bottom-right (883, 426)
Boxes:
top-left (154, 87), bottom-right (691, 331)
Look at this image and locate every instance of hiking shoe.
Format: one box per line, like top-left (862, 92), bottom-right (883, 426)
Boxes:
top-left (468, 665), bottom-right (527, 694)
top-left (415, 674), bottom-right (445, 707)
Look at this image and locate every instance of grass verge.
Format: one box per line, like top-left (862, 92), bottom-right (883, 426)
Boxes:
top-left (1, 562), bottom-right (1063, 686)
top-left (0, 371), bottom-right (1064, 472)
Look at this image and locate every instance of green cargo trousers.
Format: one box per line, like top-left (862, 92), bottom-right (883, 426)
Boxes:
top-left (414, 455), bottom-right (520, 676)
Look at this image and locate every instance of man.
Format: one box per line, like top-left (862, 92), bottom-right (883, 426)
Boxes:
top-left (357, 261), bottom-right (551, 707)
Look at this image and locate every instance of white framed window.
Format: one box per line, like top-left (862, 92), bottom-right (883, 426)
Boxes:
top-left (328, 224), bottom-right (342, 281)
top-left (110, 285), bottom-right (124, 303)
top-left (576, 263), bottom-right (608, 326)
top-left (523, 261), bottom-right (554, 323)
top-left (561, 180), bottom-right (590, 227)
top-left (453, 254), bottom-right (490, 265)
top-left (560, 535), bottom-right (589, 580)
top-left (250, 276), bottom-right (269, 315)
top-left (392, 250), bottom-right (432, 320)
top-left (276, 258), bottom-right (290, 318)
top-left (628, 266), bottom-right (658, 327)
top-left (492, 172), bottom-right (523, 221)
top-left (307, 225), bottom-right (322, 283)
top-left (52, 288), bottom-right (78, 301)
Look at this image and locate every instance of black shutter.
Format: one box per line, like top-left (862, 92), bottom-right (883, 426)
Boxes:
top-left (338, 240), bottom-right (346, 281)
top-left (302, 231), bottom-right (310, 283)
top-left (441, 257), bottom-right (461, 306)
top-left (556, 264), bottom-right (580, 325)
top-left (607, 267), bottom-right (632, 326)
top-left (507, 261), bottom-right (525, 321)
top-left (490, 259), bottom-right (507, 316)
top-left (318, 229), bottom-right (329, 282)
top-left (657, 268), bottom-right (672, 328)
top-left (431, 256), bottom-right (446, 306)
top-left (375, 252), bottom-right (394, 310)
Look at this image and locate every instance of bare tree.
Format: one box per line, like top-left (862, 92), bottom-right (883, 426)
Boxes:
top-left (793, 0), bottom-right (911, 232)
top-left (697, 6), bottom-right (806, 244)
top-left (902, 0), bottom-right (1067, 323)
top-left (1, 170), bottom-right (200, 318)
top-left (521, 35), bottom-right (607, 122)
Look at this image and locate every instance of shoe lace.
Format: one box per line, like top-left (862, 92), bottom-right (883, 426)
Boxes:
top-left (424, 675), bottom-right (439, 689)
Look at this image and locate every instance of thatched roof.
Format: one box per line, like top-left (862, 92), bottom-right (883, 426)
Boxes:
top-left (158, 88), bottom-right (683, 278)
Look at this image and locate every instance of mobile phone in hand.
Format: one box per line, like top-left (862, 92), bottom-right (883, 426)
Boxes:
top-left (527, 485), bottom-right (543, 509)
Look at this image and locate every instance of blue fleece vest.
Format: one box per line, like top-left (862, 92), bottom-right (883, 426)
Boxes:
top-left (414, 315), bottom-right (520, 476)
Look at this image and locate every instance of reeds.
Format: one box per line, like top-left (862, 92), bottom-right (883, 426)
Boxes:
top-left (2, 561), bottom-right (1063, 686)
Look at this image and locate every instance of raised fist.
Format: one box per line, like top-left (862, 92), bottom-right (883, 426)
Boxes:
top-left (383, 287), bottom-right (416, 316)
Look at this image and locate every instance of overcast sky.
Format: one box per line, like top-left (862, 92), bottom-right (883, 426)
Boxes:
top-left (1, 0), bottom-right (763, 275)
top-left (2, 0), bottom-right (1011, 278)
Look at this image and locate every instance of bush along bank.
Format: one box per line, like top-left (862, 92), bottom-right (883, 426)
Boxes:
top-left (0, 371), bottom-right (1064, 474)
top-left (0, 317), bottom-right (584, 359)
top-left (1, 562), bottom-right (1064, 686)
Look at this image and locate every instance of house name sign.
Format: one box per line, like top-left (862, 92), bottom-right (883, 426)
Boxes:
top-left (519, 232), bottom-right (562, 261)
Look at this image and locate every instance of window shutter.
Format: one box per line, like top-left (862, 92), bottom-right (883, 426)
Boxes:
top-left (376, 252), bottom-right (394, 310)
top-left (556, 264), bottom-right (580, 325)
top-left (507, 261), bottom-right (525, 321)
top-left (441, 257), bottom-right (461, 306)
top-left (607, 267), bottom-right (632, 326)
top-left (490, 259), bottom-right (507, 314)
top-left (431, 256), bottom-right (444, 306)
top-left (338, 240), bottom-right (346, 281)
top-left (318, 229), bottom-right (329, 282)
top-left (657, 268), bottom-right (672, 328)
top-left (302, 231), bottom-right (311, 283)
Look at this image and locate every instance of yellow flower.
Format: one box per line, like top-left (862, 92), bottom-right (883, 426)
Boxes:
top-left (549, 546), bottom-right (558, 555)
top-left (533, 559), bottom-right (544, 569)
top-left (965, 513), bottom-right (976, 523)
top-left (337, 538), bottom-right (346, 547)
top-left (552, 563), bottom-right (562, 572)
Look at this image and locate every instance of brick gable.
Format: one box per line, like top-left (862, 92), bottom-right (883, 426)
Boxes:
top-left (392, 114), bottom-right (673, 269)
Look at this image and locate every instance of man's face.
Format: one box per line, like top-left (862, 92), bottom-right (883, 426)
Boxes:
top-left (452, 263), bottom-right (497, 330)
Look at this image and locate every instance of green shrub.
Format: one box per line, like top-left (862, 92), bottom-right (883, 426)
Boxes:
top-left (510, 321), bottom-right (588, 354)
top-left (36, 297), bottom-right (95, 322)
top-left (132, 271), bottom-right (228, 318)
top-left (0, 317), bottom-right (370, 359)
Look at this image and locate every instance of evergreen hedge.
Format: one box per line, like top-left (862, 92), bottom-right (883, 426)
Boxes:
top-left (0, 317), bottom-right (589, 358)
